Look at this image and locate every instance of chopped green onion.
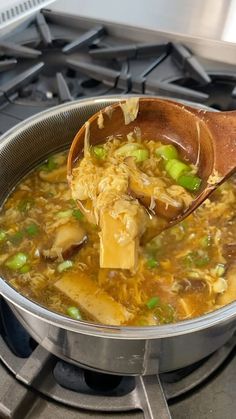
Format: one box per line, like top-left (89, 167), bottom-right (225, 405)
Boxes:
top-left (147, 258), bottom-right (159, 269)
top-left (56, 209), bottom-right (72, 218)
top-left (214, 263), bottom-right (226, 277)
top-left (17, 198), bottom-right (34, 213)
top-left (177, 174), bottom-right (202, 191)
top-left (20, 264), bottom-right (31, 274)
top-left (200, 235), bottom-right (212, 248)
top-left (0, 229), bottom-right (6, 242)
top-left (5, 252), bottom-right (28, 271)
top-left (156, 144), bottom-right (178, 160)
top-left (57, 260), bottom-right (73, 273)
top-left (183, 251), bottom-right (210, 268)
top-left (92, 145), bottom-right (107, 160)
top-left (165, 159), bottom-right (191, 181)
top-left (25, 223), bottom-right (39, 236)
top-left (66, 306), bottom-right (82, 320)
top-left (129, 149), bottom-right (149, 162)
top-left (146, 296), bottom-right (160, 310)
top-left (195, 256), bottom-right (210, 267)
top-left (115, 143), bottom-right (149, 162)
top-left (9, 231), bottom-right (24, 245)
top-left (115, 143), bottom-right (140, 157)
top-left (72, 209), bottom-right (84, 220)
top-left (40, 157), bottom-right (57, 172)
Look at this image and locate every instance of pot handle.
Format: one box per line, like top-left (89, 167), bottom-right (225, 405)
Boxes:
top-left (135, 375), bottom-right (171, 419)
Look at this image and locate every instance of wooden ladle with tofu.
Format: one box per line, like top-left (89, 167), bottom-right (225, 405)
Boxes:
top-left (68, 97), bottom-right (236, 270)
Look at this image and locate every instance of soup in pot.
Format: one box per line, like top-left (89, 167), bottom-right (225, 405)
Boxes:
top-left (0, 144), bottom-right (235, 326)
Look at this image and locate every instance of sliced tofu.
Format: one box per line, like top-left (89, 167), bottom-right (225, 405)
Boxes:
top-left (217, 266), bottom-right (236, 306)
top-left (55, 272), bottom-right (132, 325)
top-left (99, 209), bottom-right (138, 269)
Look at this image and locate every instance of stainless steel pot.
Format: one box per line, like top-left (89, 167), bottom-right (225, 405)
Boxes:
top-left (0, 96), bottom-right (236, 376)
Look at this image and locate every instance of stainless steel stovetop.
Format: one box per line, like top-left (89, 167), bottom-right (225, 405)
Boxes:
top-left (0, 8), bottom-right (236, 419)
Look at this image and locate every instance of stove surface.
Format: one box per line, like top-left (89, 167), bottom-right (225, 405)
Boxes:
top-left (1, 8), bottom-right (236, 135)
top-left (0, 8), bottom-right (236, 419)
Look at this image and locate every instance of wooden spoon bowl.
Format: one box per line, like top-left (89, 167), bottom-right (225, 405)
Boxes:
top-left (68, 97), bottom-right (236, 225)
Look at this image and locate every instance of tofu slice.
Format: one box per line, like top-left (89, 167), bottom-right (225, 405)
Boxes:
top-left (55, 272), bottom-right (132, 325)
top-left (99, 209), bottom-right (138, 269)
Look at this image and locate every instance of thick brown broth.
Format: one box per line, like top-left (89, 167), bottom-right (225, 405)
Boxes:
top-left (0, 150), bottom-right (235, 326)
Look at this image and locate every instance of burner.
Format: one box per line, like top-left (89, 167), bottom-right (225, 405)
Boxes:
top-left (0, 10), bottom-right (222, 117)
top-left (2, 9), bottom-right (235, 136)
top-left (171, 74), bottom-right (236, 111)
top-left (0, 18), bottom-right (127, 110)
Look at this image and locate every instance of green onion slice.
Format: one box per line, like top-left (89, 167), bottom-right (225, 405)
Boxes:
top-left (200, 235), bottom-right (212, 248)
top-left (57, 260), bottom-right (73, 273)
top-left (146, 296), bottom-right (160, 310)
top-left (56, 209), bottom-right (72, 218)
top-left (115, 143), bottom-right (140, 157)
top-left (156, 144), bottom-right (178, 160)
top-left (20, 264), bottom-right (31, 274)
top-left (5, 252), bottom-right (28, 271)
top-left (177, 174), bottom-right (202, 191)
top-left (92, 145), bottom-right (107, 160)
top-left (147, 258), bottom-right (159, 269)
top-left (129, 149), bottom-right (149, 162)
top-left (40, 157), bottom-right (58, 172)
top-left (0, 229), bottom-right (6, 242)
top-left (214, 263), bottom-right (225, 277)
top-left (66, 306), bottom-right (82, 320)
top-left (25, 223), bottom-right (39, 236)
top-left (165, 159), bottom-right (191, 181)
top-left (72, 209), bottom-right (84, 220)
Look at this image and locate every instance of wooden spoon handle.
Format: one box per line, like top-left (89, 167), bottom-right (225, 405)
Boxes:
top-left (202, 111), bottom-right (236, 179)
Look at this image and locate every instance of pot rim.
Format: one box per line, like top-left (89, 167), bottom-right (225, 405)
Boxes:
top-left (1, 95), bottom-right (236, 340)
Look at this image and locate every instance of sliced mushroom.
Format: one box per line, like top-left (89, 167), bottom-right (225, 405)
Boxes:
top-left (42, 222), bottom-right (87, 261)
top-left (125, 158), bottom-right (183, 220)
top-left (39, 165), bottom-right (67, 183)
top-left (223, 243), bottom-right (236, 262)
top-left (178, 278), bottom-right (207, 293)
top-left (55, 272), bottom-right (133, 325)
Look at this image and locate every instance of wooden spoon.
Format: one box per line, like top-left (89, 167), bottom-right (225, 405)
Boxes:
top-left (67, 97), bottom-right (236, 230)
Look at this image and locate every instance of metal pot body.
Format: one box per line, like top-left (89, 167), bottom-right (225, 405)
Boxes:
top-left (8, 300), bottom-right (236, 375)
top-left (1, 97), bottom-right (236, 375)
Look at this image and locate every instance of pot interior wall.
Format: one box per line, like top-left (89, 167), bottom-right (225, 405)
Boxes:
top-left (0, 99), bottom-right (119, 204)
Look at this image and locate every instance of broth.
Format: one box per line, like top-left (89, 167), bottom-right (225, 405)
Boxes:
top-left (0, 150), bottom-right (235, 326)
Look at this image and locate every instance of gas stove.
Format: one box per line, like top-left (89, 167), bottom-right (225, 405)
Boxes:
top-left (0, 8), bottom-right (236, 419)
